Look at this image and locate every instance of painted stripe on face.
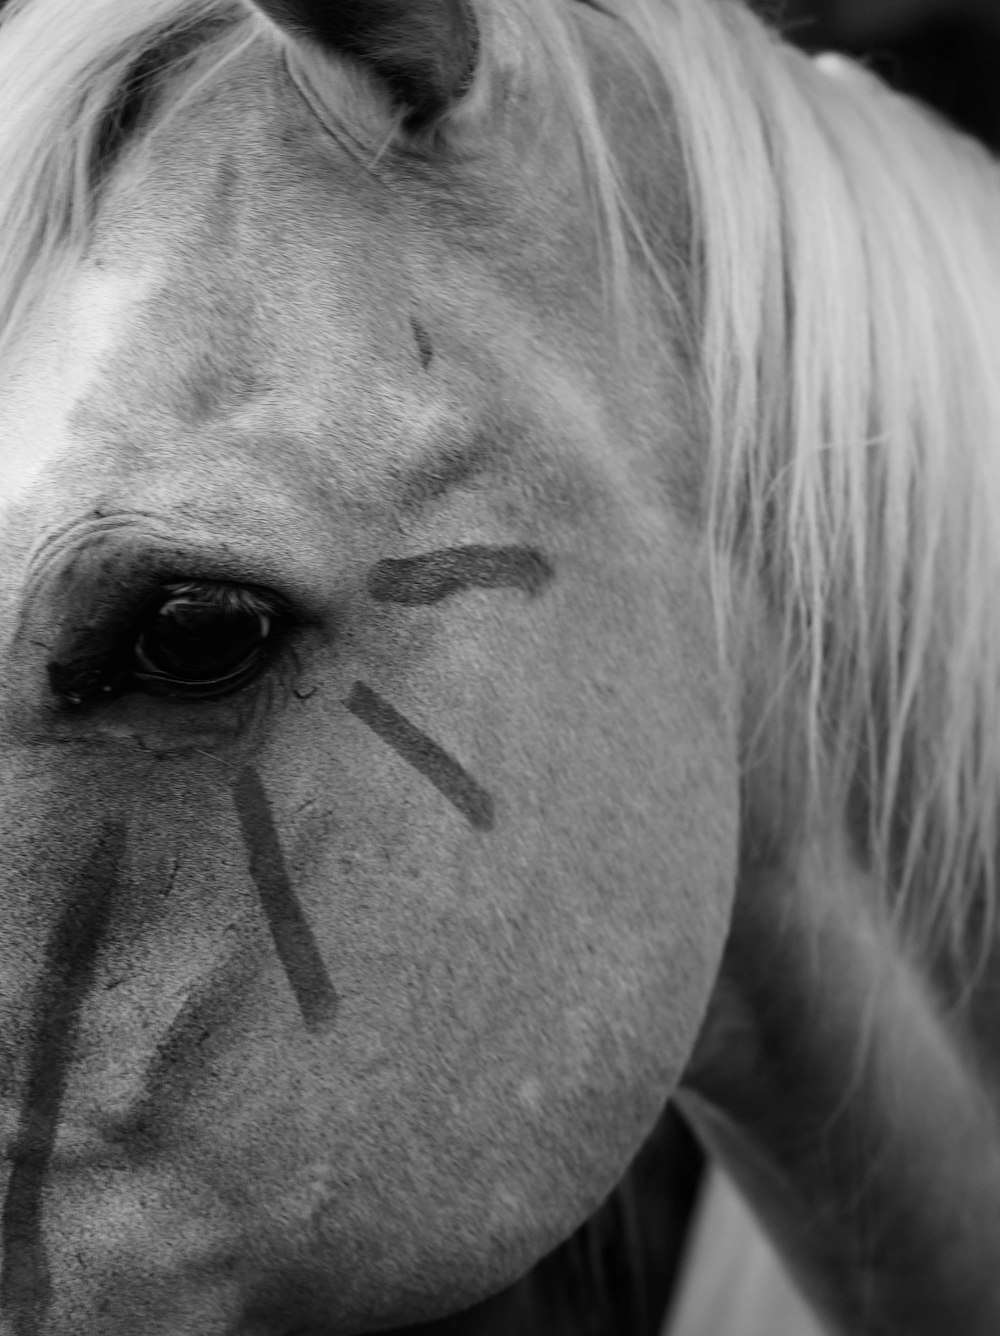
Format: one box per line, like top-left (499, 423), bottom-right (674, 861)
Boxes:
top-left (367, 546), bottom-right (553, 606)
top-left (346, 681), bottom-right (494, 831)
top-left (232, 767), bottom-right (339, 1033)
top-left (410, 316), bottom-right (433, 370)
top-left (0, 825), bottom-right (123, 1336)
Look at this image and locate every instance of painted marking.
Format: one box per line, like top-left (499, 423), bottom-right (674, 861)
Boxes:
top-left (368, 546), bottom-right (554, 606)
top-left (0, 825), bottom-right (123, 1336)
top-left (232, 767), bottom-right (339, 1033)
top-left (410, 316), bottom-right (433, 370)
top-left (346, 682), bottom-right (494, 831)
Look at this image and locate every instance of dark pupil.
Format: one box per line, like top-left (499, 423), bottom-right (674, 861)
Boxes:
top-left (135, 584), bottom-right (271, 692)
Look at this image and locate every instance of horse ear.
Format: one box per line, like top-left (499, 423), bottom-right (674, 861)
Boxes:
top-left (250, 0), bottom-right (479, 126)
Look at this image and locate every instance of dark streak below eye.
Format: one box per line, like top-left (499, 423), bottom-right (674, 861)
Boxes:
top-left (346, 682), bottom-right (495, 832)
top-left (1, 825), bottom-right (123, 1336)
top-left (367, 546), bottom-right (553, 606)
top-left (232, 767), bottom-right (339, 1034)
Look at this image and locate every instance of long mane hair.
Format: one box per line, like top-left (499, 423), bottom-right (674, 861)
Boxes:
top-left (2, 0), bottom-right (999, 965)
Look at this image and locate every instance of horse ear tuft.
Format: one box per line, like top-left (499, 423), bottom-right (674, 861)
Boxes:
top-left (250, 0), bottom-right (479, 127)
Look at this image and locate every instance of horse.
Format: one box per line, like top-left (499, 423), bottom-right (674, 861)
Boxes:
top-left (2, 0), bottom-right (1000, 1331)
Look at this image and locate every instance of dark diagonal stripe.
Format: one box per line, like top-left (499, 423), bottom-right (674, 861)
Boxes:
top-left (232, 767), bottom-right (338, 1033)
top-left (367, 546), bottom-right (553, 606)
top-left (346, 682), bottom-right (495, 832)
top-left (1, 825), bottom-right (123, 1336)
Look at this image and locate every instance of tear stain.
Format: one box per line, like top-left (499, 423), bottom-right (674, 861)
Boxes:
top-left (232, 767), bottom-right (339, 1033)
top-left (1, 825), bottom-right (124, 1336)
top-left (345, 681), bottom-right (495, 832)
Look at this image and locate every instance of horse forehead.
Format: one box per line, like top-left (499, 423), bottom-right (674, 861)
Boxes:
top-left (102, 167), bottom-right (420, 428)
top-left (4, 182), bottom-right (445, 523)
top-left (77, 136), bottom-right (502, 472)
top-left (0, 266), bottom-right (163, 513)
top-left (98, 38), bottom-right (615, 389)
top-left (2, 32), bottom-right (694, 539)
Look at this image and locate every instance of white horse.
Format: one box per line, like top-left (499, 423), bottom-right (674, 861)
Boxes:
top-left (2, 1), bottom-right (1000, 1333)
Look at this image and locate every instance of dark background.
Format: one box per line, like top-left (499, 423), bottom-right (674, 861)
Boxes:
top-left (769, 0), bottom-right (1000, 149)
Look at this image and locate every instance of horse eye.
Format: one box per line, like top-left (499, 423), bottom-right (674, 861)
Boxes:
top-left (132, 582), bottom-right (281, 698)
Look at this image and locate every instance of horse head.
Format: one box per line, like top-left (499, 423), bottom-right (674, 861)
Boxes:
top-left (0, 1), bottom-right (737, 1330)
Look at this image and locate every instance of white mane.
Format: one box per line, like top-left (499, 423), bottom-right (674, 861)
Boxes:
top-left (636, 0), bottom-right (1000, 959)
top-left (2, 0), bottom-right (999, 961)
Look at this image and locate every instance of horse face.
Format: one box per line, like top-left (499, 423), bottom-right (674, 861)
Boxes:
top-left (0, 17), bottom-right (737, 1335)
